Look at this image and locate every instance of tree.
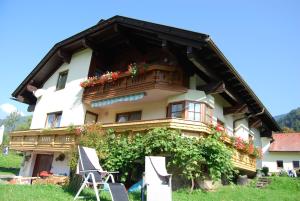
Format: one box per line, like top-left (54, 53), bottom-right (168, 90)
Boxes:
top-left (282, 127), bottom-right (295, 133)
top-left (15, 116), bottom-right (32, 131)
top-left (3, 111), bottom-right (21, 132)
top-left (277, 107), bottom-right (300, 132)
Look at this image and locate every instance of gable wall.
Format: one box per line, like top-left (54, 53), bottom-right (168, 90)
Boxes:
top-left (30, 49), bottom-right (92, 129)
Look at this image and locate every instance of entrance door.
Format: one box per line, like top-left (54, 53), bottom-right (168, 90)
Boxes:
top-left (32, 154), bottom-right (53, 177)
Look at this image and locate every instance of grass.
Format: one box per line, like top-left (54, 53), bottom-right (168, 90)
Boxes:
top-left (0, 151), bottom-right (23, 175)
top-left (0, 177), bottom-right (299, 201)
top-left (173, 177), bottom-right (300, 201)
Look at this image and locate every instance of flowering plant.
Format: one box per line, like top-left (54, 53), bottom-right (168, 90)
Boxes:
top-left (127, 63), bottom-right (138, 78)
top-left (234, 137), bottom-right (246, 151)
top-left (80, 76), bottom-right (98, 88)
top-left (80, 62), bottom-right (147, 88)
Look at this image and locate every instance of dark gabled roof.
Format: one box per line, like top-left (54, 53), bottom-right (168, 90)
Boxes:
top-left (269, 133), bottom-right (300, 152)
top-left (12, 15), bottom-right (281, 132)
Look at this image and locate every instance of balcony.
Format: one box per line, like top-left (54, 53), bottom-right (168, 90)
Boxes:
top-left (232, 150), bottom-right (256, 172)
top-left (9, 119), bottom-right (256, 172)
top-left (9, 128), bottom-right (77, 152)
top-left (83, 65), bottom-right (188, 104)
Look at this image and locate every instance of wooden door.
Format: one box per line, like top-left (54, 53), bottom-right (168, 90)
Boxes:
top-left (32, 154), bottom-right (53, 177)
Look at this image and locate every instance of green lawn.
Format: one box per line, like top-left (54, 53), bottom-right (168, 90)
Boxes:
top-left (0, 177), bottom-right (299, 201)
top-left (0, 151), bottom-right (23, 175)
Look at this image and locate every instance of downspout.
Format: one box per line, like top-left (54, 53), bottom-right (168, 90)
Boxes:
top-left (233, 108), bottom-right (265, 136)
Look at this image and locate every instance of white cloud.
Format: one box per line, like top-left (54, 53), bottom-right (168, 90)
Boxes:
top-left (0, 103), bottom-right (24, 116)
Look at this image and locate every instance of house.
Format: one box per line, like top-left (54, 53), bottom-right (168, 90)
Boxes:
top-left (9, 16), bottom-right (280, 178)
top-left (262, 133), bottom-right (300, 173)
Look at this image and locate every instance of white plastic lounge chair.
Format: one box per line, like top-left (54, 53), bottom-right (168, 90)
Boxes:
top-left (74, 146), bottom-right (129, 201)
top-left (145, 156), bottom-right (172, 201)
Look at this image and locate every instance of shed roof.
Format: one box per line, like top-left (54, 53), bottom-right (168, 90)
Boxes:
top-left (269, 133), bottom-right (300, 152)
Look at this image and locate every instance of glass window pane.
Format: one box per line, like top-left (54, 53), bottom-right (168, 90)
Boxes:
top-left (188, 102), bottom-right (194, 111)
top-left (172, 103), bottom-right (183, 112)
top-left (47, 114), bottom-right (55, 128)
top-left (195, 103), bottom-right (200, 112)
top-left (85, 112), bottom-right (98, 124)
top-left (55, 114), bottom-right (62, 127)
top-left (172, 112), bottom-right (182, 118)
top-left (129, 112), bottom-right (141, 121)
top-left (293, 161), bottom-right (299, 168)
top-left (117, 115), bottom-right (128, 122)
top-left (188, 112), bottom-right (195, 120)
top-left (56, 71), bottom-right (68, 90)
top-left (195, 113), bottom-right (200, 121)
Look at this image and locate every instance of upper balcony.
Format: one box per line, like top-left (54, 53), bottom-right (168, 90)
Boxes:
top-left (82, 64), bottom-right (188, 104)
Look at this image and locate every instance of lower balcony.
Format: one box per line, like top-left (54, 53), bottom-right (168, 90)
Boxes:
top-left (9, 119), bottom-right (256, 172)
top-left (9, 128), bottom-right (77, 152)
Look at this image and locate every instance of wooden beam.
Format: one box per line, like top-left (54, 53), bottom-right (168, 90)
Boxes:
top-left (26, 84), bottom-right (37, 93)
top-left (249, 118), bottom-right (263, 129)
top-left (187, 46), bottom-right (218, 80)
top-left (82, 38), bottom-right (96, 50)
top-left (27, 105), bottom-right (35, 112)
top-left (17, 95), bottom-right (24, 102)
top-left (197, 81), bottom-right (225, 94)
top-left (57, 49), bottom-right (71, 64)
top-left (160, 40), bottom-right (178, 65)
top-left (224, 104), bottom-right (249, 115)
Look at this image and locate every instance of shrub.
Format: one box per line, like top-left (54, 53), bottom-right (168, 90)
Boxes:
top-left (262, 166), bottom-right (269, 176)
top-left (279, 169), bottom-right (288, 177)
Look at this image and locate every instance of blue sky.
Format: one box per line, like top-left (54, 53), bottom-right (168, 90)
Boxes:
top-left (0, 0), bottom-right (299, 119)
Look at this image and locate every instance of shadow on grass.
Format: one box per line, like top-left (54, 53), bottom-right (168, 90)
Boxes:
top-left (0, 167), bottom-right (19, 175)
top-left (63, 175), bottom-right (142, 201)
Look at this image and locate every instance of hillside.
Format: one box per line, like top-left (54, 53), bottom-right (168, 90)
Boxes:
top-left (276, 107), bottom-right (300, 132)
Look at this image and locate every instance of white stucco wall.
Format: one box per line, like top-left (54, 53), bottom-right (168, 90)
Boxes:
top-left (50, 153), bottom-right (71, 176)
top-left (30, 49), bottom-right (92, 129)
top-left (19, 152), bottom-right (36, 176)
top-left (90, 100), bottom-right (168, 123)
top-left (167, 89), bottom-right (214, 107)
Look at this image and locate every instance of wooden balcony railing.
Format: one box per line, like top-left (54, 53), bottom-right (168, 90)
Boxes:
top-left (9, 128), bottom-right (77, 152)
top-left (9, 119), bottom-right (256, 172)
top-left (83, 65), bottom-right (187, 104)
top-left (232, 150), bottom-right (256, 172)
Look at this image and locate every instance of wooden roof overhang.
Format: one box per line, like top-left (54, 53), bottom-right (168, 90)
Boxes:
top-left (12, 15), bottom-right (280, 133)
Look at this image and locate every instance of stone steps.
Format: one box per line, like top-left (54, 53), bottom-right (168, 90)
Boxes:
top-left (256, 177), bottom-right (271, 188)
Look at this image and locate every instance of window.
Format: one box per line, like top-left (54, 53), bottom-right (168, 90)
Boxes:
top-left (170, 102), bottom-right (184, 118)
top-left (167, 101), bottom-right (213, 123)
top-left (45, 112), bottom-right (62, 128)
top-left (293, 161), bottom-right (299, 169)
top-left (277, 160), bottom-right (283, 168)
top-left (116, 111), bottom-right (142, 122)
top-left (187, 102), bottom-right (200, 121)
top-left (84, 111), bottom-right (98, 124)
top-left (56, 70), bottom-right (68, 90)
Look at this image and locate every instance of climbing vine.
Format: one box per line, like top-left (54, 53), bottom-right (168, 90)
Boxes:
top-left (70, 125), bottom-right (236, 191)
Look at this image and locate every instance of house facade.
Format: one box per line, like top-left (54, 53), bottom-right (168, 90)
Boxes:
top-left (9, 16), bottom-right (280, 178)
top-left (262, 133), bottom-right (300, 173)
